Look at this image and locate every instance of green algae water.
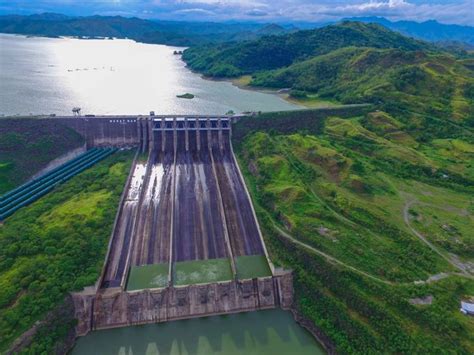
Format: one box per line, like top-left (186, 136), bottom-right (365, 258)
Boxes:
top-left (127, 264), bottom-right (169, 291)
top-left (72, 309), bottom-right (326, 355)
top-left (235, 255), bottom-right (272, 280)
top-left (174, 258), bottom-right (233, 286)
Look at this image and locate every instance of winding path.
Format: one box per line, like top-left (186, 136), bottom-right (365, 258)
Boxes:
top-left (403, 199), bottom-right (472, 275)
top-left (272, 223), bottom-right (395, 285)
top-left (271, 217), bottom-right (474, 286)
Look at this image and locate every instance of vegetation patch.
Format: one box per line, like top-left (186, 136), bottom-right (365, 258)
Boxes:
top-left (126, 263), bottom-right (169, 291)
top-left (233, 107), bottom-right (474, 352)
top-left (173, 258), bottom-right (233, 286)
top-left (263, 225), bottom-right (474, 354)
top-left (232, 106), bottom-right (372, 144)
top-left (0, 151), bottom-right (133, 353)
top-left (408, 204), bottom-right (474, 259)
top-left (0, 119), bottom-right (84, 195)
top-left (286, 94), bottom-right (340, 109)
top-left (176, 93), bottom-right (195, 99)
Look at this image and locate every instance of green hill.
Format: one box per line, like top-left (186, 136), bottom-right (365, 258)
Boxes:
top-left (0, 152), bottom-right (133, 353)
top-left (211, 23), bottom-right (473, 351)
top-left (182, 21), bottom-right (430, 77)
top-left (251, 47), bottom-right (474, 128)
top-left (233, 109), bottom-right (474, 354)
top-left (0, 14), bottom-right (293, 46)
top-left (183, 22), bottom-right (473, 134)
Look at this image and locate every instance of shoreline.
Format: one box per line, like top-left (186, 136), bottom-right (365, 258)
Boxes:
top-left (181, 66), bottom-right (305, 110)
top-left (199, 73), bottom-right (299, 105)
top-left (290, 307), bottom-right (336, 354)
top-left (197, 73), bottom-right (340, 109)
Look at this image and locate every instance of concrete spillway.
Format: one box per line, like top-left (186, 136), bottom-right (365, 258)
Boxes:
top-left (100, 117), bottom-right (270, 290)
top-left (101, 162), bottom-right (146, 288)
top-left (74, 117), bottom-right (292, 336)
top-left (173, 143), bottom-right (229, 262)
top-left (132, 151), bottom-right (173, 266)
top-left (212, 134), bottom-right (264, 257)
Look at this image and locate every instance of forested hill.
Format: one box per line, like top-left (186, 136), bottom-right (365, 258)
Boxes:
top-left (183, 22), bottom-right (474, 131)
top-left (252, 47), bottom-right (474, 127)
top-left (0, 14), bottom-right (154, 38)
top-left (182, 21), bottom-right (432, 76)
top-left (0, 13), bottom-right (291, 46)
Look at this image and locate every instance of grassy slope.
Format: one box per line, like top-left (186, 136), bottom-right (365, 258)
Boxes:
top-left (0, 119), bottom-right (84, 195)
top-left (234, 111), bottom-right (474, 353)
top-left (0, 151), bottom-right (133, 353)
top-left (251, 47), bottom-right (474, 126)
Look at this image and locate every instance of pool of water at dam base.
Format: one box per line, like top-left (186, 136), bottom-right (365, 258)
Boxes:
top-left (0, 34), bottom-right (300, 116)
top-left (72, 309), bottom-right (325, 355)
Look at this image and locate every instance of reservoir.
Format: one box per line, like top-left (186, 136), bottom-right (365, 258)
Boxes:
top-left (72, 309), bottom-right (325, 355)
top-left (0, 34), bottom-right (299, 116)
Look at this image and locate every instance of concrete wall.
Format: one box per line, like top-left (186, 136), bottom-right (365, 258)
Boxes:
top-left (52, 116), bottom-right (233, 149)
top-left (57, 117), bottom-right (140, 148)
top-left (72, 272), bottom-right (293, 336)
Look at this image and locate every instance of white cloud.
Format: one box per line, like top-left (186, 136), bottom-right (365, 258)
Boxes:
top-left (246, 8), bottom-right (268, 16)
top-left (174, 7), bottom-right (215, 15)
top-left (354, 0), bottom-right (411, 11)
top-left (252, 0), bottom-right (473, 25)
top-left (1, 0), bottom-right (472, 25)
top-left (176, 0), bottom-right (266, 7)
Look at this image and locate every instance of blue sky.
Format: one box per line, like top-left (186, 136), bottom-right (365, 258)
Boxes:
top-left (0, 0), bottom-right (472, 25)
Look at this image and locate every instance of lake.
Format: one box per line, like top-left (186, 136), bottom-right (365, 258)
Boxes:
top-left (72, 309), bottom-right (326, 355)
top-left (0, 34), bottom-right (299, 116)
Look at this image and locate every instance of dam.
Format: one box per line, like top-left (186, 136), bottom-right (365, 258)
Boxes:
top-left (69, 115), bottom-right (294, 336)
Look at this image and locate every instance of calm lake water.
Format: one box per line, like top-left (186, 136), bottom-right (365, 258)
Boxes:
top-left (0, 34), bottom-right (299, 116)
top-left (72, 309), bottom-right (325, 355)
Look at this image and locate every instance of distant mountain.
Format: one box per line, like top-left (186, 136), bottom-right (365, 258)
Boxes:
top-left (0, 13), bottom-right (293, 46)
top-left (136, 22), bottom-right (293, 46)
top-left (256, 24), bottom-right (288, 36)
top-left (0, 14), bottom-right (155, 38)
top-left (183, 21), bottom-right (431, 77)
top-left (26, 12), bottom-right (71, 21)
top-left (434, 40), bottom-right (474, 58)
top-left (346, 17), bottom-right (474, 45)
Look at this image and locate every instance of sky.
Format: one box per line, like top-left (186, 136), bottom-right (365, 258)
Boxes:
top-left (0, 0), bottom-right (473, 26)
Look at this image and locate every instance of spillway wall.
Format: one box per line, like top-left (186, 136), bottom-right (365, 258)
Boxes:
top-left (56, 117), bottom-right (140, 147)
top-left (73, 272), bottom-right (293, 336)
